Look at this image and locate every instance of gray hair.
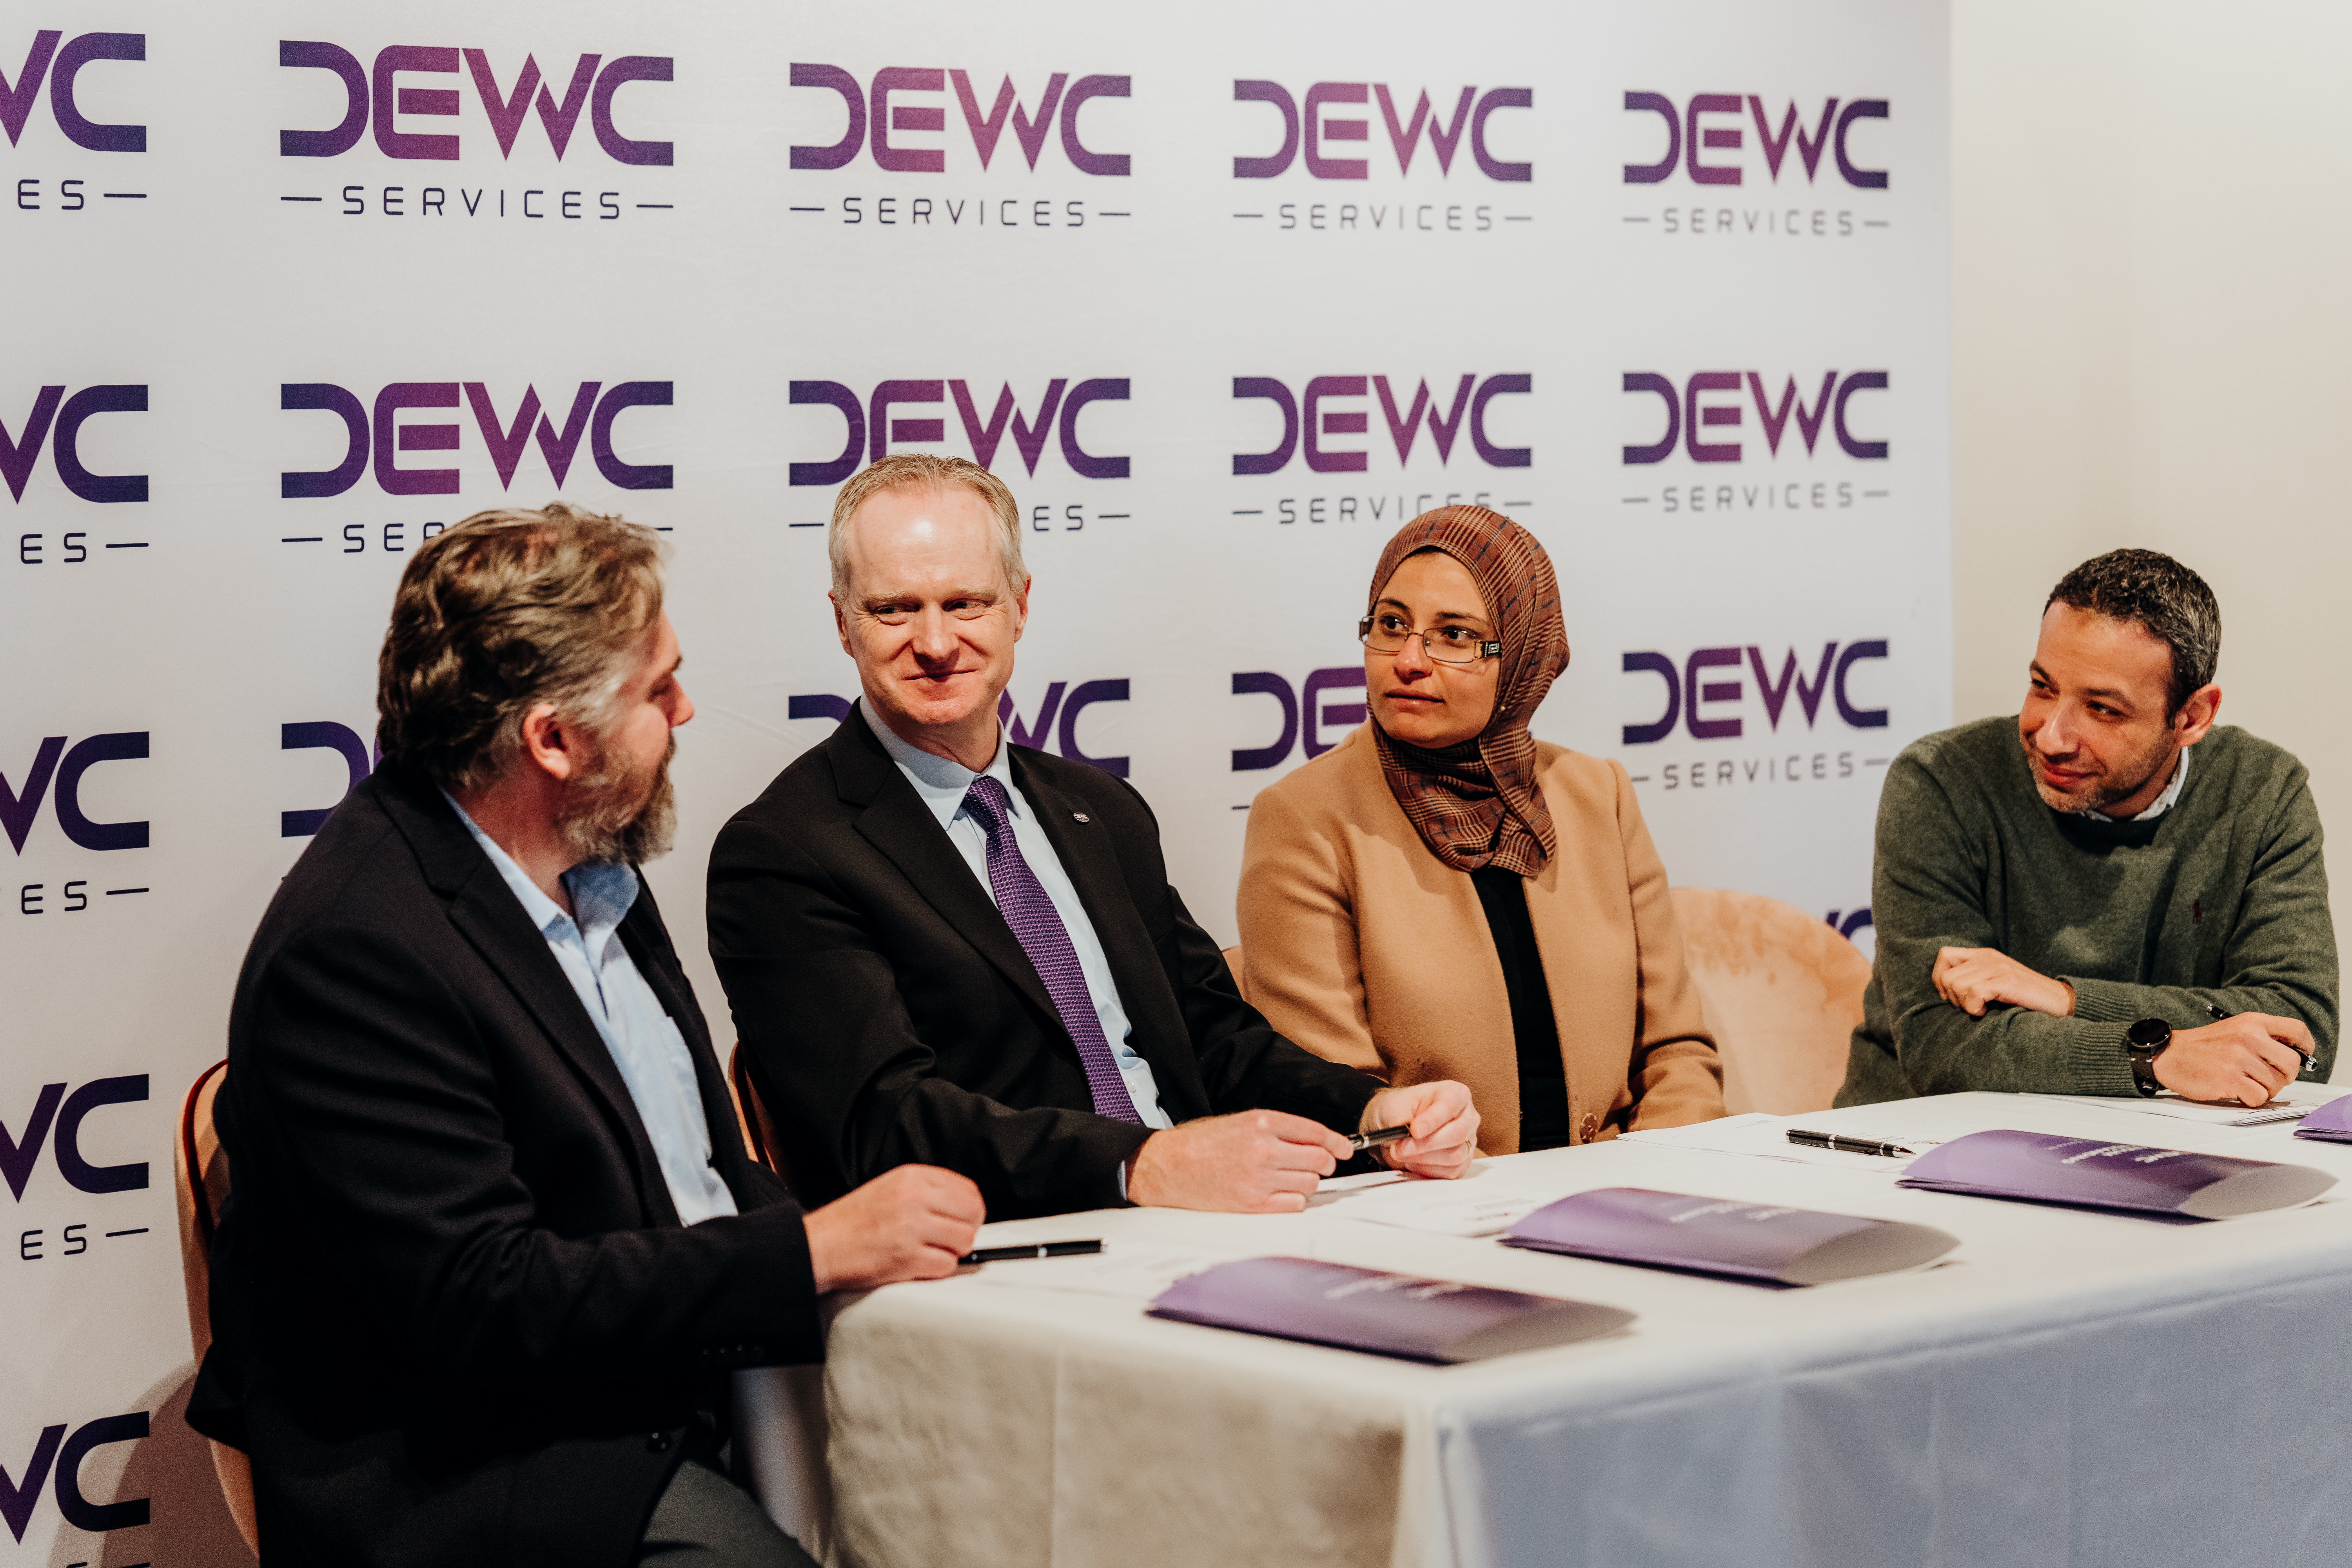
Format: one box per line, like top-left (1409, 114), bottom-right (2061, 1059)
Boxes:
top-left (2045, 548), bottom-right (2221, 715)
top-left (827, 454), bottom-right (1026, 600)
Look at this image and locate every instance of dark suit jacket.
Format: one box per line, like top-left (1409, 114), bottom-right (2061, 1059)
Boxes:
top-left (194, 767), bottom-right (822, 1568)
top-left (706, 703), bottom-right (1383, 1218)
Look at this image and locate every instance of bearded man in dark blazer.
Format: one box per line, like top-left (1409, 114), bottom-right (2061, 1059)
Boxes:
top-left (707, 457), bottom-right (1481, 1221)
top-left (194, 504), bottom-right (983, 1568)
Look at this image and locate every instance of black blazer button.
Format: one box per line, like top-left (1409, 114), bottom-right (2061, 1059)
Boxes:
top-left (648, 1432), bottom-right (671, 1453)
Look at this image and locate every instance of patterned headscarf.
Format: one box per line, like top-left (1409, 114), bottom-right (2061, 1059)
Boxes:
top-left (1364, 506), bottom-right (1569, 876)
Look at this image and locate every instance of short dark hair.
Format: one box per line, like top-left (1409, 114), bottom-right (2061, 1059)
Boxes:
top-left (2044, 548), bottom-right (2220, 715)
top-left (377, 503), bottom-right (665, 791)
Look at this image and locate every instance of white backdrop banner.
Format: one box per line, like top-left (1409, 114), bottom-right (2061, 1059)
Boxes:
top-left (0, 1), bottom-right (1948, 1560)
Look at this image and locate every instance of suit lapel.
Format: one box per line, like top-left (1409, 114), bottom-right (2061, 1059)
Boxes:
top-left (378, 771), bottom-right (674, 1222)
top-left (828, 709), bottom-right (1065, 1031)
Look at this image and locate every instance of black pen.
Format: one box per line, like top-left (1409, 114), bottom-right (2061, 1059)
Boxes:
top-left (1348, 1124), bottom-right (1412, 1153)
top-left (1786, 1129), bottom-right (1916, 1159)
top-left (2210, 1002), bottom-right (2316, 1075)
top-left (960, 1240), bottom-right (1103, 1265)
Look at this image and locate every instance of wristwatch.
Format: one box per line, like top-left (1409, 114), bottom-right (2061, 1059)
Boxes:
top-left (2125, 1018), bottom-right (2172, 1097)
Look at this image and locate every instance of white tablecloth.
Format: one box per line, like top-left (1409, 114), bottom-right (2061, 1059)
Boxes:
top-left (762, 1093), bottom-right (2352, 1568)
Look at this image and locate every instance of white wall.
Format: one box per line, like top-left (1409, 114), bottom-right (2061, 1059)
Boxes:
top-left (1951, 0), bottom-right (2352, 849)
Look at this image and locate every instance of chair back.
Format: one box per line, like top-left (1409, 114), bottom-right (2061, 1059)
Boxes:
top-left (1669, 887), bottom-right (1869, 1116)
top-left (173, 1061), bottom-right (259, 1555)
top-left (728, 1042), bottom-right (787, 1183)
top-left (1221, 945), bottom-right (1249, 1003)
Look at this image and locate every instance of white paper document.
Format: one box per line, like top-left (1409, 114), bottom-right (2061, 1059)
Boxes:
top-left (969, 1240), bottom-right (1237, 1301)
top-left (1330, 1174), bottom-right (1555, 1236)
top-left (2029, 1081), bottom-right (2352, 1128)
top-left (1619, 1112), bottom-right (1930, 1169)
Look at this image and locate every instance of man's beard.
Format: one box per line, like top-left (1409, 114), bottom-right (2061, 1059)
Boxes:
top-left (2024, 728), bottom-right (2176, 815)
top-left (556, 732), bottom-right (677, 866)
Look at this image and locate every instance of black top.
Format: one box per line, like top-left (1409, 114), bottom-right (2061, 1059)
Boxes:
top-left (1471, 866), bottom-right (1572, 1150)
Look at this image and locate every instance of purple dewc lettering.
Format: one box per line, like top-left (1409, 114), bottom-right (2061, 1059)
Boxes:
top-left (1060, 75), bottom-right (1129, 176)
top-left (0, 385), bottom-right (64, 500)
top-left (952, 380), bottom-right (1064, 475)
top-left (280, 384), bottom-right (368, 498)
top-left (51, 33), bottom-right (145, 153)
top-left (1684, 648), bottom-right (1743, 739)
top-left (951, 71), bottom-right (1064, 170)
top-left (1058, 380), bottom-right (1129, 479)
top-left (869, 380), bottom-right (944, 461)
top-left (591, 382), bottom-right (672, 490)
top-left (1232, 81), bottom-right (1297, 179)
top-left (1622, 91), bottom-right (1679, 183)
top-left (1231, 378), bottom-right (1298, 475)
top-left (1684, 372), bottom-right (1742, 463)
top-left (280, 41), bottom-right (367, 158)
top-left (1469, 87), bottom-right (1530, 181)
top-left (372, 46), bottom-right (459, 161)
top-left (374, 383), bottom-right (460, 495)
top-left (0, 31), bottom-right (62, 149)
top-left (1302, 376), bottom-right (1367, 473)
top-left (871, 67), bottom-right (944, 173)
top-left (1684, 94), bottom-right (1741, 185)
top-left (593, 56), bottom-right (672, 166)
top-left (789, 64), bottom-right (863, 170)
top-left (789, 381), bottom-right (862, 485)
top-left (1303, 83), bottom-right (1367, 180)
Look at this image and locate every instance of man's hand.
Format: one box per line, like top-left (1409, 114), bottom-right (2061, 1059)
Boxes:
top-left (804, 1163), bottom-right (985, 1293)
top-left (1125, 1110), bottom-right (1354, 1213)
top-left (2153, 1014), bottom-right (2312, 1107)
top-left (1365, 1080), bottom-right (1479, 1180)
top-left (1933, 947), bottom-right (2076, 1018)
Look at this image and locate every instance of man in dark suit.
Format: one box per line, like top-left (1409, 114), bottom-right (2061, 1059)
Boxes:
top-left (709, 457), bottom-right (1481, 1220)
top-left (193, 504), bottom-right (983, 1568)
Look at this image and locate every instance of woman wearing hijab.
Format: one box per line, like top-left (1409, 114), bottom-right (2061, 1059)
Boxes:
top-left (1236, 506), bottom-right (1724, 1153)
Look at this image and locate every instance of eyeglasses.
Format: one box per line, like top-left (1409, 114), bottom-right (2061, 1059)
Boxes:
top-left (1359, 613), bottom-right (1502, 666)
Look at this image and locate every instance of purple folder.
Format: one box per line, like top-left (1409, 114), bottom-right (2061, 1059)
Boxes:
top-left (1147, 1257), bottom-right (1634, 1363)
top-left (1898, 1128), bottom-right (2336, 1217)
top-left (2294, 1096), bottom-right (2352, 1143)
top-left (1500, 1187), bottom-right (1959, 1285)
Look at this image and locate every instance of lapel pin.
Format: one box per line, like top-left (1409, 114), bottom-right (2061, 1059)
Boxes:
top-left (1073, 811), bottom-right (1091, 823)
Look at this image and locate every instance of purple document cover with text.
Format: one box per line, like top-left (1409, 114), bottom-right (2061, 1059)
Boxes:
top-left (1500, 1187), bottom-right (1958, 1285)
top-left (2294, 1096), bottom-right (2352, 1142)
top-left (1899, 1129), bottom-right (2336, 1218)
top-left (1147, 1257), bottom-right (1634, 1363)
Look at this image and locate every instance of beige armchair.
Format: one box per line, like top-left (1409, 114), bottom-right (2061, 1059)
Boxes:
top-left (1670, 887), bottom-right (1870, 1115)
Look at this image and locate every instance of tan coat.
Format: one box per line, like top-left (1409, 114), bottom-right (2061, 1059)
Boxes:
top-left (1236, 725), bottom-right (1724, 1154)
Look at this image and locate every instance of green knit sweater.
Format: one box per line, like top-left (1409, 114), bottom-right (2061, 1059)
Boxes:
top-left (1838, 717), bottom-right (2338, 1104)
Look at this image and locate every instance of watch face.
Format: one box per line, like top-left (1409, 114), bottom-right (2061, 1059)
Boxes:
top-left (2127, 1018), bottom-right (2172, 1049)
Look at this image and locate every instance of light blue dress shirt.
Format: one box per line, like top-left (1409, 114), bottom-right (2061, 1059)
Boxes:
top-left (860, 702), bottom-right (1172, 1129)
top-left (444, 795), bottom-right (739, 1226)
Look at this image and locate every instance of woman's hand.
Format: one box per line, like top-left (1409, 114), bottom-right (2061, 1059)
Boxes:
top-left (1366, 1081), bottom-right (1480, 1179)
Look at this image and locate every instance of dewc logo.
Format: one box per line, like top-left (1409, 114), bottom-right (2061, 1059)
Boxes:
top-left (1623, 93), bottom-right (1887, 188)
top-left (0, 31), bottom-right (145, 152)
top-left (279, 380), bottom-right (673, 497)
top-left (0, 386), bottom-right (147, 503)
top-left (788, 378), bottom-right (1130, 486)
top-left (0, 733), bottom-right (149, 852)
top-left (1232, 82), bottom-right (1530, 181)
top-left (1622, 371), bottom-right (1887, 465)
top-left (788, 681), bottom-right (1133, 775)
top-left (0, 1410), bottom-right (150, 1542)
top-left (278, 42), bottom-right (672, 164)
top-left (1621, 642), bottom-right (1888, 744)
top-left (0, 1076), bottom-right (147, 1200)
top-left (1230, 669), bottom-right (1363, 770)
top-left (789, 66), bottom-right (1129, 175)
top-left (1234, 375), bottom-right (1530, 474)
top-left (280, 721), bottom-right (375, 837)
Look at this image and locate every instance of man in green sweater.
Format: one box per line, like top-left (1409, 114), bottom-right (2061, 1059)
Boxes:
top-left (1839, 548), bottom-right (2336, 1108)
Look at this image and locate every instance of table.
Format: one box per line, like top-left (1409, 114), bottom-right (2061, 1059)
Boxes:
top-left (759, 1093), bottom-right (2352, 1568)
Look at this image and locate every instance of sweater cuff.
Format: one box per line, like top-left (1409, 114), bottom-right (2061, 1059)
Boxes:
top-left (2067, 977), bottom-right (2148, 1025)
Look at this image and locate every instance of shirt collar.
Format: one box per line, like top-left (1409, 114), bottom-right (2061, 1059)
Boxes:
top-left (440, 790), bottom-right (641, 949)
top-left (2082, 744), bottom-right (2191, 824)
top-left (858, 699), bottom-right (1017, 834)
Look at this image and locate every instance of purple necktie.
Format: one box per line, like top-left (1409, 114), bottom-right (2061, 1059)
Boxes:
top-left (961, 776), bottom-right (1143, 1125)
